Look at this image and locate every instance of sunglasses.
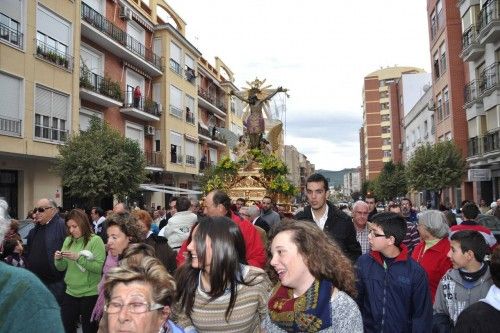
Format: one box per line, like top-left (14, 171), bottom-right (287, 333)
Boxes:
top-left (34, 206), bottom-right (53, 213)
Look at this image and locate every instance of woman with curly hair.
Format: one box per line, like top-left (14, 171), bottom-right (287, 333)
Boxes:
top-left (175, 216), bottom-right (271, 332)
top-left (90, 212), bottom-right (143, 325)
top-left (265, 219), bottom-right (362, 332)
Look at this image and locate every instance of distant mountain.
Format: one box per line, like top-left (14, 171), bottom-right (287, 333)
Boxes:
top-left (316, 168), bottom-right (358, 188)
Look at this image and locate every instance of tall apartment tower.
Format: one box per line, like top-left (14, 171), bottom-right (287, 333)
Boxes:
top-left (427, 0), bottom-right (471, 206)
top-left (361, 66), bottom-right (424, 182)
top-left (459, 0), bottom-right (500, 203)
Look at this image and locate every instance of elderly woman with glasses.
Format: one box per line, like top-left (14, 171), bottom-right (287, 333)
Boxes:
top-left (102, 256), bottom-right (182, 333)
top-left (411, 210), bottom-right (452, 302)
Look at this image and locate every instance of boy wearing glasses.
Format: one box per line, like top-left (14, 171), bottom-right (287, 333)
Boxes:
top-left (355, 212), bottom-right (432, 333)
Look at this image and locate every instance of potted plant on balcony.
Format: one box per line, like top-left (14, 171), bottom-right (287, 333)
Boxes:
top-left (79, 60), bottom-right (93, 89)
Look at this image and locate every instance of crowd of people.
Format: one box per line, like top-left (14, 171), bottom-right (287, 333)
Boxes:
top-left (1, 172), bottom-right (500, 332)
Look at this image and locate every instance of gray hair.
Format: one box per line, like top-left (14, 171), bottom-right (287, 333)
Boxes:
top-left (246, 205), bottom-right (261, 219)
top-left (353, 200), bottom-right (368, 211)
top-left (418, 210), bottom-right (450, 238)
top-left (0, 199), bottom-right (10, 242)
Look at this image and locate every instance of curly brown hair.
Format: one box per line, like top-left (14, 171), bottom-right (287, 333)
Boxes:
top-left (268, 219), bottom-right (357, 298)
top-left (105, 212), bottom-right (143, 244)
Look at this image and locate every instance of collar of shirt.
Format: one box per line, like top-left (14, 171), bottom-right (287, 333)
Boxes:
top-left (312, 204), bottom-right (329, 230)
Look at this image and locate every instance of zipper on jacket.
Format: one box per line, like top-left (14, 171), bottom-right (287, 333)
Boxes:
top-left (380, 264), bottom-right (388, 333)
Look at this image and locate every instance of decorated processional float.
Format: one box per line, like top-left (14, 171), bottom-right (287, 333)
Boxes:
top-left (200, 78), bottom-right (298, 209)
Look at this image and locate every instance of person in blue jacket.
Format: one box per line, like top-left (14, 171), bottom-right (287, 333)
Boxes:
top-left (355, 212), bottom-right (432, 333)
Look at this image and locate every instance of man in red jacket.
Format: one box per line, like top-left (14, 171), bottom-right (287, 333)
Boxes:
top-left (176, 190), bottom-right (266, 268)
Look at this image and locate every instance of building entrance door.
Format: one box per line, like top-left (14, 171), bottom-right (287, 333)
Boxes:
top-left (0, 170), bottom-right (18, 218)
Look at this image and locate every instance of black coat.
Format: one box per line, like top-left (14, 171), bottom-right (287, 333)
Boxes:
top-left (253, 216), bottom-right (270, 233)
top-left (295, 201), bottom-right (361, 262)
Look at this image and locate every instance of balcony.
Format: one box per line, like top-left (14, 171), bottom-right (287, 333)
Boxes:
top-left (80, 2), bottom-right (162, 77)
top-left (468, 137), bottom-right (482, 157)
top-left (460, 25), bottom-right (484, 62)
top-left (145, 151), bottom-right (163, 170)
top-left (198, 87), bottom-right (227, 118)
top-left (464, 80), bottom-right (482, 106)
top-left (479, 63), bottom-right (499, 97)
top-left (0, 20), bottom-right (23, 49)
top-left (484, 130), bottom-right (500, 154)
top-left (0, 115), bottom-right (22, 137)
top-left (169, 59), bottom-right (182, 75)
top-left (185, 155), bottom-right (196, 167)
top-left (121, 87), bottom-right (161, 121)
top-left (198, 123), bottom-right (212, 141)
top-left (478, 0), bottom-right (500, 44)
top-left (79, 69), bottom-right (123, 107)
top-left (169, 105), bottom-right (183, 119)
top-left (35, 39), bottom-right (74, 71)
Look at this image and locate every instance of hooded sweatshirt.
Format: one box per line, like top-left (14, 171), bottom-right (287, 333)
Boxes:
top-left (433, 265), bottom-right (492, 324)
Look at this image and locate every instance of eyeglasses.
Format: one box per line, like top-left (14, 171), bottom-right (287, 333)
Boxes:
top-left (369, 229), bottom-right (388, 238)
top-left (34, 206), bottom-right (53, 213)
top-left (104, 301), bottom-right (163, 314)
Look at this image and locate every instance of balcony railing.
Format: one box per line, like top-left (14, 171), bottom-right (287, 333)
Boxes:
top-left (464, 80), bottom-right (480, 104)
top-left (35, 39), bottom-right (74, 71)
top-left (145, 151), bottom-right (163, 168)
top-left (80, 69), bottom-right (123, 102)
top-left (216, 100), bottom-right (227, 112)
top-left (484, 130), bottom-right (500, 153)
top-left (468, 137), bottom-right (482, 157)
top-left (462, 25), bottom-right (478, 50)
top-left (185, 155), bottom-right (196, 166)
top-left (0, 116), bottom-right (22, 137)
top-left (198, 87), bottom-right (215, 104)
top-left (169, 105), bottom-right (183, 118)
top-left (123, 88), bottom-right (161, 117)
top-left (186, 110), bottom-right (195, 124)
top-left (169, 59), bottom-right (181, 75)
top-left (185, 67), bottom-right (196, 84)
top-left (0, 21), bottom-right (23, 48)
top-left (81, 2), bottom-right (162, 71)
top-left (479, 0), bottom-right (499, 31)
top-left (198, 124), bottom-right (211, 138)
top-left (170, 152), bottom-right (183, 164)
top-left (480, 62), bottom-right (499, 93)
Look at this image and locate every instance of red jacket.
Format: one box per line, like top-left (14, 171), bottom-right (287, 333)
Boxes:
top-left (411, 237), bottom-right (451, 302)
top-left (175, 212), bottom-right (266, 268)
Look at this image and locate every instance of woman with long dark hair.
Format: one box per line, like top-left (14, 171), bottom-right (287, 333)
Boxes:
top-left (54, 209), bottom-right (106, 333)
top-left (175, 216), bottom-right (270, 332)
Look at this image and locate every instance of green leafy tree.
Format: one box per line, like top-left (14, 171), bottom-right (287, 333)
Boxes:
top-left (362, 180), bottom-right (377, 198)
top-left (375, 161), bottom-right (407, 201)
top-left (54, 117), bottom-right (147, 206)
top-left (406, 141), bottom-right (466, 197)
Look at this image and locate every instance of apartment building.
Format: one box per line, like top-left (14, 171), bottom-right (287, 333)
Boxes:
top-left (426, 0), bottom-right (471, 207)
top-left (284, 145), bottom-right (301, 188)
top-left (0, 0), bottom-right (243, 215)
top-left (360, 66), bottom-right (424, 182)
top-left (459, 0), bottom-right (500, 203)
top-left (343, 169), bottom-right (361, 197)
top-left (1, 0), bottom-right (80, 218)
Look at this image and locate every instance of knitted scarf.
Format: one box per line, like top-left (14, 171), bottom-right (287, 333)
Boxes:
top-left (268, 279), bottom-right (332, 332)
top-left (90, 252), bottom-right (119, 322)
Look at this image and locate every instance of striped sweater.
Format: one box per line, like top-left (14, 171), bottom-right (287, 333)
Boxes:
top-left (177, 265), bottom-right (271, 332)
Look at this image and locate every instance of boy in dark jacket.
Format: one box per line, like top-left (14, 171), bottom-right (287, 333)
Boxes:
top-left (355, 212), bottom-right (432, 333)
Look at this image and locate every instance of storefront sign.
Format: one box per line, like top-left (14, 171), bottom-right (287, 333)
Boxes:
top-left (468, 169), bottom-right (491, 181)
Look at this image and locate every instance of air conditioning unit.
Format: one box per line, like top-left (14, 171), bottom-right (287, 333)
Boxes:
top-left (145, 125), bottom-right (155, 136)
top-left (428, 99), bottom-right (435, 110)
top-left (120, 6), bottom-right (133, 21)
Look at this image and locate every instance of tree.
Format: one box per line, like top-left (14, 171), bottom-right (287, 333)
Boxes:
top-left (362, 180), bottom-right (377, 198)
top-left (375, 161), bottom-right (407, 201)
top-left (54, 117), bottom-right (147, 206)
top-left (406, 141), bottom-right (466, 197)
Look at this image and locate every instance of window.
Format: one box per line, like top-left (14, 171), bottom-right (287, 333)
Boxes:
top-left (36, 6), bottom-right (71, 68)
top-left (209, 147), bottom-right (218, 164)
top-left (169, 42), bottom-right (181, 75)
top-left (125, 121), bottom-right (144, 151)
top-left (445, 132), bottom-right (452, 141)
top-left (381, 114), bottom-right (390, 122)
top-left (0, 72), bottom-right (22, 136)
top-left (380, 102), bottom-right (389, 110)
top-left (35, 86), bottom-right (69, 142)
top-left (80, 44), bottom-right (103, 76)
top-left (436, 93), bottom-right (443, 121)
top-left (125, 69), bottom-right (145, 108)
top-left (430, 10), bottom-right (437, 38)
top-left (433, 51), bottom-right (440, 79)
top-left (185, 94), bottom-right (195, 124)
top-left (383, 150), bottom-right (392, 158)
top-left (169, 85), bottom-right (182, 118)
top-left (79, 108), bottom-right (102, 132)
top-left (382, 138), bottom-right (391, 146)
top-left (443, 87), bottom-right (449, 118)
top-left (431, 114), bottom-right (435, 134)
top-left (170, 131), bottom-right (183, 163)
top-left (439, 42), bottom-right (446, 74)
top-left (127, 20), bottom-right (145, 57)
top-left (0, 0), bottom-right (23, 48)
top-left (381, 126), bottom-right (391, 134)
top-left (423, 120), bottom-right (428, 138)
top-left (185, 140), bottom-right (196, 166)
top-left (185, 54), bottom-right (195, 83)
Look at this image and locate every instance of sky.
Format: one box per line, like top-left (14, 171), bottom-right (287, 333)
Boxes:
top-left (165, 0), bottom-right (431, 171)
